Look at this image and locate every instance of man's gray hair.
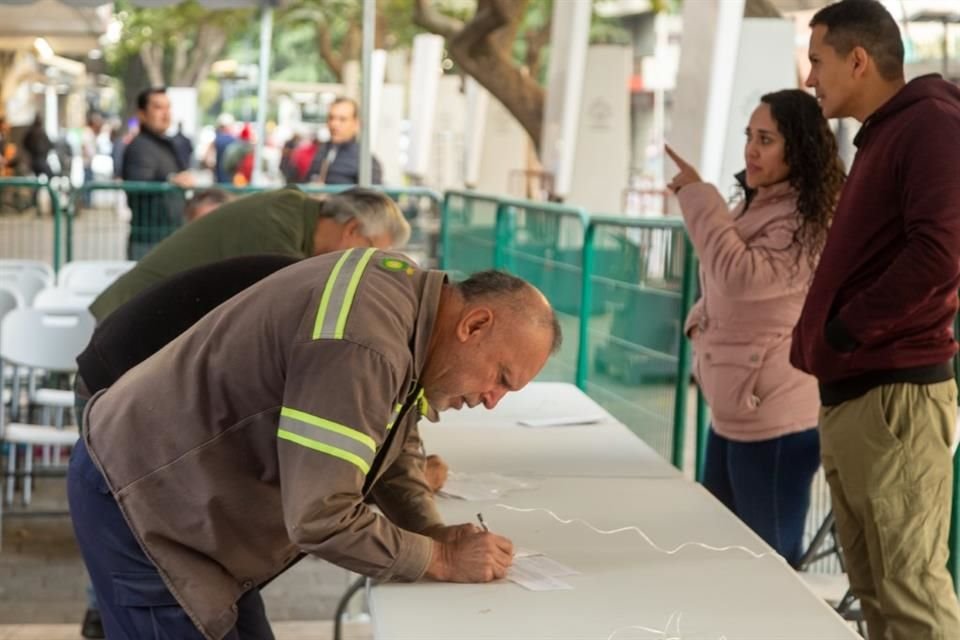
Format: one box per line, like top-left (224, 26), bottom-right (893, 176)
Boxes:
top-left (317, 188), bottom-right (411, 247)
top-left (455, 270), bottom-right (562, 353)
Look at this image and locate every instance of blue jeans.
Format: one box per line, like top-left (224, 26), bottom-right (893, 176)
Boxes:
top-left (702, 426), bottom-right (820, 567)
top-left (68, 438), bottom-right (275, 640)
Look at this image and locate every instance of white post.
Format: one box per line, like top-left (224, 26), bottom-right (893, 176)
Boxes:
top-left (252, 3), bottom-right (274, 186)
top-left (359, 0), bottom-right (375, 186)
top-left (698, 0), bottom-right (744, 185)
top-left (540, 0), bottom-right (592, 198)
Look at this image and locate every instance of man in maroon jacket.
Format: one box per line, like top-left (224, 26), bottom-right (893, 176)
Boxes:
top-left (792, 1), bottom-right (960, 638)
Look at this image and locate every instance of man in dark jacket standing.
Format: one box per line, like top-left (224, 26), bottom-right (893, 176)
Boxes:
top-left (792, 2), bottom-right (960, 638)
top-left (122, 87), bottom-right (194, 259)
top-left (303, 97), bottom-right (382, 185)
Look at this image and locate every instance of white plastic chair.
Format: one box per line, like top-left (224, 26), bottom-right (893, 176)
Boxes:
top-left (33, 286), bottom-right (96, 312)
top-left (0, 260), bottom-right (54, 287)
top-left (57, 260), bottom-right (135, 296)
top-left (1, 308), bottom-right (94, 508)
top-left (0, 285), bottom-right (23, 412)
top-left (0, 270), bottom-right (47, 306)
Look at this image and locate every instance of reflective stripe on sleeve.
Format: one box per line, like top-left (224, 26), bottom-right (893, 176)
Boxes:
top-left (312, 248), bottom-right (377, 340)
top-left (278, 406), bottom-right (376, 474)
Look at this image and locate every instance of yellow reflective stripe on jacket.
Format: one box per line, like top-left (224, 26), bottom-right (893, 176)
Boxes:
top-left (312, 248), bottom-right (377, 340)
top-left (278, 407), bottom-right (376, 474)
top-left (417, 389), bottom-right (429, 417)
top-left (386, 402), bottom-right (403, 431)
top-left (334, 248), bottom-right (376, 339)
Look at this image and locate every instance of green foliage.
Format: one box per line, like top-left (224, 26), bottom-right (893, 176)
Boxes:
top-left (107, 0), bottom-right (251, 66)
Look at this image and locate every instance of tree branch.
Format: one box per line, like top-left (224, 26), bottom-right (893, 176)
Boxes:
top-left (182, 22), bottom-right (227, 87)
top-left (524, 12), bottom-right (552, 76)
top-left (171, 35), bottom-right (191, 86)
top-left (412, 0), bottom-right (464, 39)
top-left (315, 21), bottom-right (343, 81)
top-left (455, 0), bottom-right (511, 54)
top-left (139, 44), bottom-right (165, 87)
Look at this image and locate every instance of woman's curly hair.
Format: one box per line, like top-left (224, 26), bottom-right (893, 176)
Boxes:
top-left (757, 89), bottom-right (846, 275)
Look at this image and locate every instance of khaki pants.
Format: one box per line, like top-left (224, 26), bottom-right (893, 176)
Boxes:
top-left (821, 381), bottom-right (960, 640)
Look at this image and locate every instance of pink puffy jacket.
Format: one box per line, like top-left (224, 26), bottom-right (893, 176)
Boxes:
top-left (679, 180), bottom-right (820, 442)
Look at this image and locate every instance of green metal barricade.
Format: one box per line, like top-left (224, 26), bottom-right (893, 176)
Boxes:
top-left (440, 190), bottom-right (502, 277)
top-left (68, 182), bottom-right (443, 265)
top-left (69, 181), bottom-right (187, 262)
top-left (577, 215), bottom-right (698, 467)
top-left (495, 198), bottom-right (590, 384)
top-left (0, 177), bottom-right (64, 270)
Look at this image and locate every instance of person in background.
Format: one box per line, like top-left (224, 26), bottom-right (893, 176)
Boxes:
top-left (286, 129), bottom-right (320, 184)
top-left (667, 88), bottom-right (844, 567)
top-left (121, 87), bottom-right (194, 259)
top-left (279, 131), bottom-right (301, 182)
top-left (23, 115), bottom-right (52, 179)
top-left (300, 97), bottom-right (382, 185)
top-left (171, 122), bottom-right (194, 170)
top-left (792, 1), bottom-right (960, 637)
top-left (210, 113), bottom-right (236, 184)
top-left (82, 112), bottom-right (104, 194)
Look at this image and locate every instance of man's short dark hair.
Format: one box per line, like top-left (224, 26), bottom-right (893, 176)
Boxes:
top-left (456, 270), bottom-right (562, 354)
top-left (330, 96), bottom-right (359, 119)
top-left (810, 0), bottom-right (904, 81)
top-left (137, 87), bottom-right (167, 111)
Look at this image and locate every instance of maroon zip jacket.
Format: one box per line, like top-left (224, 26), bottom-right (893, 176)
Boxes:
top-left (791, 75), bottom-right (960, 405)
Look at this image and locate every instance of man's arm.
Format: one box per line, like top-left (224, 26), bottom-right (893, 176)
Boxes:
top-left (278, 339), bottom-right (512, 582)
top-left (369, 413), bottom-right (443, 533)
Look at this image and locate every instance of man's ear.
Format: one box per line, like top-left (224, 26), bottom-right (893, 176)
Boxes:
top-left (851, 46), bottom-right (869, 78)
top-left (456, 306), bottom-right (493, 343)
top-left (342, 217), bottom-right (361, 239)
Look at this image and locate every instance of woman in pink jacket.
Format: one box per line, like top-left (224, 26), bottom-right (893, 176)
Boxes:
top-left (666, 89), bottom-right (845, 566)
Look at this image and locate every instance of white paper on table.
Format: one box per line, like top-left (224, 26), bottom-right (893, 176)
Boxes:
top-left (516, 415), bottom-right (606, 427)
top-left (517, 554), bottom-right (580, 578)
top-left (507, 556), bottom-right (574, 591)
top-left (437, 472), bottom-right (534, 501)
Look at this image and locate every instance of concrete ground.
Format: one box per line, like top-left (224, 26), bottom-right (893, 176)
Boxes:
top-left (0, 475), bottom-right (367, 633)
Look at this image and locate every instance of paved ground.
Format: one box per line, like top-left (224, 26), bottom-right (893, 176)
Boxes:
top-left (0, 476), bottom-right (365, 627)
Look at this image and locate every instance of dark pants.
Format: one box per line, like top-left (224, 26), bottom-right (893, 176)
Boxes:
top-left (68, 438), bottom-right (275, 640)
top-left (702, 426), bottom-right (820, 567)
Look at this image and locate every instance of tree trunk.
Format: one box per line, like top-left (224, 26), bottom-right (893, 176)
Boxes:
top-left (744, 0), bottom-right (782, 18)
top-left (414, 0), bottom-right (543, 147)
top-left (315, 22), bottom-right (344, 82)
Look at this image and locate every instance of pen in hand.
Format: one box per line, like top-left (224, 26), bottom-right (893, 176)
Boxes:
top-left (477, 512), bottom-right (489, 532)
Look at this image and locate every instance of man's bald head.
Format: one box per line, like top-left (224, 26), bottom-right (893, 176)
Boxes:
top-left (453, 270), bottom-right (562, 353)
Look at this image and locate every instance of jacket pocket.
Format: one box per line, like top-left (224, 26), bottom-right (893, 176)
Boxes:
top-left (695, 342), bottom-right (767, 422)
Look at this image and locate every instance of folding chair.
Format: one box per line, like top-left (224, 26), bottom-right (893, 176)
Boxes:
top-left (33, 286), bottom-right (96, 312)
top-left (57, 260), bottom-right (136, 296)
top-left (0, 259), bottom-right (54, 287)
top-left (0, 308), bottom-right (94, 515)
top-left (0, 270), bottom-right (47, 306)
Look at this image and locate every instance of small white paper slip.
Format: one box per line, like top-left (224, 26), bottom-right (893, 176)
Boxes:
top-left (517, 415), bottom-right (606, 427)
top-left (507, 557), bottom-right (574, 591)
top-left (519, 554), bottom-right (579, 578)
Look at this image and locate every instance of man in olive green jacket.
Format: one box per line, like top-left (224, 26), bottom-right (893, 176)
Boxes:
top-left (90, 186), bottom-right (409, 322)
